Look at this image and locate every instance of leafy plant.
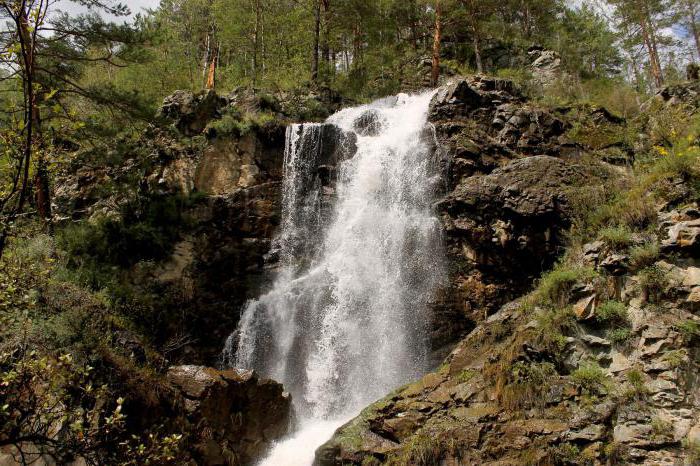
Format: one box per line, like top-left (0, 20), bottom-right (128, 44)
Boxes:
top-left (536, 264), bottom-right (598, 306)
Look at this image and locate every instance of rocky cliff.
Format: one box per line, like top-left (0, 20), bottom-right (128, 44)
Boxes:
top-left (50, 76), bottom-right (700, 465)
top-left (316, 79), bottom-right (700, 465)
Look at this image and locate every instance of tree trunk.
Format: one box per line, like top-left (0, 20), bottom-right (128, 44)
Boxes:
top-left (312, 0), bottom-right (321, 82)
top-left (640, 16), bottom-right (663, 89)
top-left (431, 0), bottom-right (442, 86)
top-left (687, 0), bottom-right (700, 59)
top-left (206, 44), bottom-right (218, 89)
top-left (253, 0), bottom-right (261, 85)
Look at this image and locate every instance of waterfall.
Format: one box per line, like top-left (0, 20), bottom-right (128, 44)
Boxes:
top-left (223, 90), bottom-right (444, 465)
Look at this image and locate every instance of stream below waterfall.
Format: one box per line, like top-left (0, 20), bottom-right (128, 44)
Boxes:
top-left (223, 90), bottom-right (445, 465)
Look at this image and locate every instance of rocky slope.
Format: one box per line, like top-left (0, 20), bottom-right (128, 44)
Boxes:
top-left (316, 79), bottom-right (700, 465)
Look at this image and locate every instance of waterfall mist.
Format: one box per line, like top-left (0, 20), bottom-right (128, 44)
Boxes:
top-left (223, 90), bottom-right (444, 465)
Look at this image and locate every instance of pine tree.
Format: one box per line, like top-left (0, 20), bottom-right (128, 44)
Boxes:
top-left (0, 0), bottom-right (146, 257)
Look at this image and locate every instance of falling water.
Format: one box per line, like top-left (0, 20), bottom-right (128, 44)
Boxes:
top-left (223, 90), bottom-right (444, 465)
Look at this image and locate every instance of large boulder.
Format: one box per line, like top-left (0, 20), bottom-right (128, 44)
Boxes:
top-left (159, 90), bottom-right (228, 136)
top-left (167, 365), bottom-right (291, 465)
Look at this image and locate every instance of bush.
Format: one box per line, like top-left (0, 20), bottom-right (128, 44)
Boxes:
top-left (598, 225), bottom-right (634, 249)
top-left (624, 368), bottom-right (648, 399)
top-left (536, 307), bottom-right (576, 352)
top-left (607, 328), bottom-right (632, 345)
top-left (638, 265), bottom-right (669, 302)
top-left (497, 361), bottom-right (558, 411)
top-left (571, 362), bottom-right (609, 394)
top-left (677, 319), bottom-right (700, 344)
top-left (629, 243), bottom-right (659, 269)
top-left (536, 264), bottom-right (598, 306)
top-left (596, 300), bottom-right (628, 325)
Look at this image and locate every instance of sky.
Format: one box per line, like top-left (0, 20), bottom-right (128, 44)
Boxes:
top-left (55, 0), bottom-right (160, 20)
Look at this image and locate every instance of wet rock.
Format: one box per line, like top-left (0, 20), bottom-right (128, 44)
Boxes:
top-left (167, 365), bottom-right (291, 465)
top-left (353, 109), bottom-right (384, 136)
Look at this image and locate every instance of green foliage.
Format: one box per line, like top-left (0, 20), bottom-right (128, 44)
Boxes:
top-left (455, 369), bottom-right (478, 384)
top-left (650, 417), bottom-right (673, 439)
top-left (497, 360), bottom-right (558, 411)
top-left (638, 265), bottom-right (669, 303)
top-left (387, 433), bottom-right (442, 466)
top-left (596, 300), bottom-right (629, 326)
top-left (535, 264), bottom-right (597, 306)
top-left (571, 362), bottom-right (609, 395)
top-left (662, 349), bottom-right (687, 368)
top-left (598, 225), bottom-right (634, 249)
top-left (536, 307), bottom-right (576, 352)
top-left (607, 328), bottom-right (632, 345)
top-left (623, 368), bottom-right (648, 399)
top-left (683, 439), bottom-right (700, 464)
top-left (677, 319), bottom-right (700, 344)
top-left (629, 243), bottom-right (660, 269)
top-left (58, 195), bottom-right (191, 271)
top-left (551, 443), bottom-right (581, 464)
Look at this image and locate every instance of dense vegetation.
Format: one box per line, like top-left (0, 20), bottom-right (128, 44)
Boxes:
top-left (1, 0), bottom-right (700, 464)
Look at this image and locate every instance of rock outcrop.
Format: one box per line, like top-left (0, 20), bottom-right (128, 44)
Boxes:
top-left (317, 79), bottom-right (700, 466)
top-left (317, 211), bottom-right (700, 466)
top-left (167, 365), bottom-right (291, 465)
top-left (428, 77), bottom-right (607, 352)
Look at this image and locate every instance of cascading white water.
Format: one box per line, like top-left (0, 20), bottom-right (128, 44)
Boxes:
top-left (223, 90), bottom-right (444, 465)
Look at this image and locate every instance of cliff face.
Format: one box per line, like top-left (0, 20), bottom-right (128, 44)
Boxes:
top-left (316, 80), bottom-right (700, 465)
top-left (51, 78), bottom-right (700, 465)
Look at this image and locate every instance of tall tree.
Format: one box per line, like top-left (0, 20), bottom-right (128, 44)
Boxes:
top-left (676, 0), bottom-right (700, 59)
top-left (608, 0), bottom-right (674, 88)
top-left (431, 0), bottom-right (442, 85)
top-left (0, 0), bottom-right (146, 258)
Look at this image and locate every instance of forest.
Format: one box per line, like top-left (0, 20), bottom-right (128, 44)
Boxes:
top-left (2, 0), bottom-right (700, 465)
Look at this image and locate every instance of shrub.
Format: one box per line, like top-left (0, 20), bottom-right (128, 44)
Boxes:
top-left (662, 349), bottom-right (687, 368)
top-left (598, 225), bottom-right (634, 249)
top-left (536, 264), bottom-right (598, 306)
top-left (650, 417), bottom-right (673, 439)
top-left (551, 443), bottom-right (580, 464)
top-left (608, 328), bottom-right (632, 345)
top-left (624, 368), bottom-right (648, 399)
top-left (638, 265), bottom-right (668, 302)
top-left (571, 362), bottom-right (609, 394)
top-left (497, 361), bottom-right (558, 411)
top-left (387, 434), bottom-right (442, 466)
top-left (677, 319), bottom-right (700, 344)
top-left (596, 300), bottom-right (628, 326)
top-left (603, 441), bottom-right (627, 463)
top-left (629, 243), bottom-right (660, 269)
top-left (536, 307), bottom-right (576, 352)
top-left (455, 369), bottom-right (477, 384)
top-left (683, 439), bottom-right (700, 464)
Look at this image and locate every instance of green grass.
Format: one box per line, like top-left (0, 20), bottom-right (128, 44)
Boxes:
top-left (629, 243), bottom-right (660, 269)
top-left (596, 300), bottom-right (628, 325)
top-left (571, 362), bottom-right (609, 395)
top-left (598, 225), bottom-right (634, 249)
top-left (638, 265), bottom-right (669, 302)
top-left (535, 264), bottom-right (598, 306)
